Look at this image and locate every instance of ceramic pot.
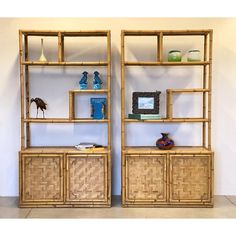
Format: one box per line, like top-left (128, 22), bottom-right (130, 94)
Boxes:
top-left (156, 133), bottom-right (174, 150)
top-left (168, 50), bottom-right (182, 62)
top-left (187, 49), bottom-right (201, 61)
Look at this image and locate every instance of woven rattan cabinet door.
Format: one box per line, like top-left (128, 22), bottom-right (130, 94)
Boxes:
top-left (66, 154), bottom-right (108, 204)
top-left (125, 154), bottom-right (167, 203)
top-left (21, 153), bottom-right (64, 204)
top-left (169, 154), bottom-right (212, 204)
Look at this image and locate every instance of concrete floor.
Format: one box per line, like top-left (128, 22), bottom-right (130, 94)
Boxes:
top-left (0, 196), bottom-right (236, 218)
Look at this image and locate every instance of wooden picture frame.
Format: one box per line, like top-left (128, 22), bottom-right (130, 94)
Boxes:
top-left (132, 91), bottom-right (161, 114)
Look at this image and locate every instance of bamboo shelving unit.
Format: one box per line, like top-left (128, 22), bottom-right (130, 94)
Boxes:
top-left (121, 29), bottom-right (214, 207)
top-left (19, 30), bottom-right (112, 208)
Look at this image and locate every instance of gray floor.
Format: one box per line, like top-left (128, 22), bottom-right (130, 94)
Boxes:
top-left (0, 196), bottom-right (236, 218)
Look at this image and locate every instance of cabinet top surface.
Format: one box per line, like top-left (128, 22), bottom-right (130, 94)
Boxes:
top-left (123, 146), bottom-right (212, 154)
top-left (20, 147), bottom-right (110, 154)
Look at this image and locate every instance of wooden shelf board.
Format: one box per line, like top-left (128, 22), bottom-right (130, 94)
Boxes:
top-left (62, 31), bottom-right (109, 36)
top-left (167, 88), bottom-right (210, 93)
top-left (24, 118), bottom-right (109, 123)
top-left (22, 61), bottom-right (108, 66)
top-left (125, 118), bottom-right (209, 123)
top-left (123, 146), bottom-right (212, 154)
top-left (123, 30), bottom-right (211, 36)
top-left (20, 146), bottom-right (110, 154)
top-left (20, 30), bottom-right (109, 37)
top-left (70, 89), bottom-right (108, 93)
top-left (124, 61), bottom-right (210, 66)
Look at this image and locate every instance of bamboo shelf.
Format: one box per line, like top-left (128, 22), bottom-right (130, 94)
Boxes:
top-left (125, 118), bottom-right (209, 123)
top-left (20, 30), bottom-right (109, 37)
top-left (22, 61), bottom-right (108, 66)
top-left (121, 29), bottom-right (214, 208)
top-left (19, 30), bottom-right (112, 208)
top-left (124, 61), bottom-right (210, 66)
top-left (122, 29), bottom-right (212, 36)
top-left (24, 118), bottom-right (109, 123)
top-left (69, 89), bottom-right (108, 93)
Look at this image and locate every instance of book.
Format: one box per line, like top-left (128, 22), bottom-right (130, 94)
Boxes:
top-left (75, 143), bottom-right (103, 150)
top-left (128, 114), bottom-right (161, 120)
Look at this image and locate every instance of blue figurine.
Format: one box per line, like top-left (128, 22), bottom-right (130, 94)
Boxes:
top-left (79, 71), bottom-right (88, 90)
top-left (91, 98), bottom-right (107, 119)
top-left (93, 71), bottom-right (102, 90)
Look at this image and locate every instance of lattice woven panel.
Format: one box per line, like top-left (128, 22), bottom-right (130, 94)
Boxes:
top-left (68, 156), bottom-right (105, 200)
top-left (126, 155), bottom-right (166, 200)
top-left (170, 155), bottom-right (210, 201)
top-left (23, 156), bottom-right (62, 201)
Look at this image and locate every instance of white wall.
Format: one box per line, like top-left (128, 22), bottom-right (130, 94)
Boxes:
top-left (0, 18), bottom-right (236, 196)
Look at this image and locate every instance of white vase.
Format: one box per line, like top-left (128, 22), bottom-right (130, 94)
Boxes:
top-left (38, 38), bottom-right (47, 62)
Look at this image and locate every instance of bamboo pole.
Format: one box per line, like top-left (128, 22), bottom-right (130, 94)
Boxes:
top-left (22, 61), bottom-right (108, 66)
top-left (123, 29), bottom-right (211, 36)
top-left (125, 61), bottom-right (209, 66)
top-left (69, 91), bottom-right (74, 120)
top-left (58, 32), bottom-right (62, 62)
top-left (24, 118), bottom-right (109, 123)
top-left (121, 30), bottom-right (126, 204)
top-left (24, 35), bottom-right (30, 148)
top-left (125, 118), bottom-right (209, 123)
top-left (107, 31), bottom-right (112, 150)
top-left (106, 31), bottom-right (112, 206)
top-left (158, 32), bottom-right (163, 62)
top-left (166, 90), bottom-right (170, 118)
top-left (20, 30), bottom-right (109, 37)
top-left (203, 34), bottom-right (208, 148)
top-left (70, 89), bottom-right (108, 93)
top-left (167, 88), bottom-right (210, 93)
top-left (208, 30), bottom-right (213, 150)
top-left (19, 31), bottom-right (25, 150)
top-left (169, 91), bottom-right (173, 119)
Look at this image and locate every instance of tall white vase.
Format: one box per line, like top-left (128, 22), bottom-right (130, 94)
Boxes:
top-left (38, 38), bottom-right (47, 62)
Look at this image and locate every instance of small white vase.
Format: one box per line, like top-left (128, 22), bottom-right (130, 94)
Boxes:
top-left (38, 38), bottom-right (47, 62)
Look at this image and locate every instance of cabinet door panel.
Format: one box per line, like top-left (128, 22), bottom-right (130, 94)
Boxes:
top-left (125, 154), bottom-right (167, 203)
top-left (170, 154), bottom-right (212, 203)
top-left (21, 153), bottom-right (63, 203)
top-left (66, 154), bottom-right (108, 203)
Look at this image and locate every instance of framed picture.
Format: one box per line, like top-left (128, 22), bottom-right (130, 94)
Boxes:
top-left (132, 91), bottom-right (161, 114)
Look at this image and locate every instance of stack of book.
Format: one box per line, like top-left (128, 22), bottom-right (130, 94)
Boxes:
top-left (75, 142), bottom-right (104, 150)
top-left (128, 114), bottom-right (161, 120)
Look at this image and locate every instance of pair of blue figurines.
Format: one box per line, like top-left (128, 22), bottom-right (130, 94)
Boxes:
top-left (79, 71), bottom-right (102, 90)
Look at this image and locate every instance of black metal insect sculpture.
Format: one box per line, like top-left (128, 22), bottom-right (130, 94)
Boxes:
top-left (30, 97), bottom-right (47, 118)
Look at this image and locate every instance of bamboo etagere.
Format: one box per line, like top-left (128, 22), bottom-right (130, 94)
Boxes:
top-left (19, 30), bottom-right (112, 208)
top-left (121, 29), bottom-right (214, 207)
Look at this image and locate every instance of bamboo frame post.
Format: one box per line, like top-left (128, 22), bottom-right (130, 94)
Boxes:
top-left (69, 91), bottom-right (75, 120)
top-left (58, 32), bottom-right (63, 62)
top-left (24, 35), bottom-right (30, 148)
top-left (107, 31), bottom-right (112, 150)
top-left (19, 30), bottom-right (25, 150)
top-left (106, 30), bottom-right (112, 205)
top-left (202, 34), bottom-right (208, 148)
top-left (208, 30), bottom-right (213, 150)
top-left (121, 30), bottom-right (126, 204)
top-left (158, 32), bottom-right (163, 62)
